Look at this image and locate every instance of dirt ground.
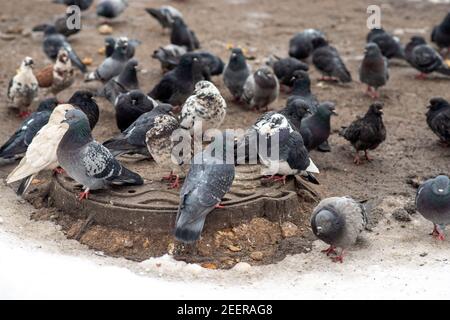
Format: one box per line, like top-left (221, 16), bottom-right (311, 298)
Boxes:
top-left (0, 0), bottom-right (450, 271)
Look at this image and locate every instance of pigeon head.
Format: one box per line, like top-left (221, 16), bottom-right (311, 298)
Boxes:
top-left (63, 108), bottom-right (90, 127)
top-left (367, 102), bottom-right (384, 116)
top-left (428, 97), bottom-right (450, 112)
top-left (364, 42), bottom-right (382, 57)
top-left (430, 175), bottom-right (450, 196)
top-left (104, 37), bottom-right (116, 55)
top-left (49, 104), bottom-right (75, 125)
top-left (409, 36), bottom-right (426, 47)
top-left (281, 100), bottom-right (311, 130)
top-left (21, 57), bottom-right (34, 69)
top-left (115, 37), bottom-right (129, 56)
top-left (172, 16), bottom-right (185, 27)
top-left (312, 37), bottom-right (328, 49)
top-left (228, 48), bottom-right (247, 66)
top-left (37, 98), bottom-right (59, 112)
top-left (69, 90), bottom-right (94, 104)
top-left (290, 70), bottom-right (311, 90)
top-left (124, 58), bottom-right (138, 71)
top-left (56, 49), bottom-right (70, 63)
top-left (96, 1), bottom-right (116, 18)
top-left (316, 101), bottom-right (338, 118)
top-left (122, 90), bottom-right (147, 106)
top-left (194, 80), bottom-right (219, 94)
top-left (311, 207), bottom-right (345, 244)
top-left (178, 53), bottom-right (202, 73)
top-left (254, 67), bottom-right (278, 88)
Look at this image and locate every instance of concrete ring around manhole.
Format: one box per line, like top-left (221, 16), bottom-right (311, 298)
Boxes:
top-left (50, 162), bottom-right (319, 235)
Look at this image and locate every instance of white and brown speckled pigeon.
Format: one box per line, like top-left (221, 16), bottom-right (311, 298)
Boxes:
top-left (311, 196), bottom-right (368, 263)
top-left (7, 57), bottom-right (39, 118)
top-left (416, 175), bottom-right (450, 241)
top-left (180, 81), bottom-right (227, 134)
top-left (57, 109), bottom-right (143, 201)
top-left (7, 104), bottom-right (75, 196)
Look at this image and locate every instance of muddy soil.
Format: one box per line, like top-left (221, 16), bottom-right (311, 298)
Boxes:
top-left (0, 0), bottom-right (448, 269)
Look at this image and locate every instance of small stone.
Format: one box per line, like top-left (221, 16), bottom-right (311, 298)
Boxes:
top-left (228, 244), bottom-right (241, 252)
top-left (167, 242), bottom-right (175, 255)
top-left (143, 238), bottom-right (150, 249)
top-left (392, 208), bottom-right (412, 222)
top-left (0, 33), bottom-right (16, 41)
top-left (98, 24), bottom-right (113, 35)
top-left (123, 239), bottom-right (134, 248)
top-left (420, 252), bottom-right (428, 257)
top-left (21, 28), bottom-right (31, 37)
top-left (250, 251), bottom-right (263, 261)
top-left (281, 222), bottom-right (299, 238)
top-left (6, 26), bottom-right (23, 34)
top-left (201, 263), bottom-right (218, 270)
top-left (233, 262), bottom-right (252, 272)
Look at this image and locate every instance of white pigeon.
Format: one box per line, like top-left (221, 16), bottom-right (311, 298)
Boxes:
top-left (7, 104), bottom-right (75, 195)
top-left (180, 81), bottom-right (227, 135)
top-left (7, 57), bottom-right (39, 117)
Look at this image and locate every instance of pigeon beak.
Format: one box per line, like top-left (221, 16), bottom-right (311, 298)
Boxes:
top-left (316, 226), bottom-right (322, 235)
top-left (331, 110), bottom-right (338, 116)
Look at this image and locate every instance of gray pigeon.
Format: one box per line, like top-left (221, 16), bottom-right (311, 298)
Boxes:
top-left (359, 42), bottom-right (389, 99)
top-left (103, 103), bottom-right (175, 157)
top-left (98, 59), bottom-right (139, 105)
top-left (145, 6), bottom-right (183, 31)
top-left (104, 37), bottom-right (140, 59)
top-left (340, 102), bottom-right (386, 165)
top-left (431, 13), bottom-right (450, 54)
top-left (180, 81), bottom-right (227, 134)
top-left (223, 48), bottom-right (251, 101)
top-left (152, 44), bottom-right (187, 72)
top-left (426, 97), bottom-right (450, 146)
top-left (312, 38), bottom-right (352, 83)
top-left (366, 28), bottom-right (405, 60)
top-left (300, 102), bottom-right (337, 151)
top-left (311, 196), bottom-right (368, 263)
top-left (289, 29), bottom-right (326, 60)
top-left (57, 109), bottom-right (143, 201)
top-left (96, 0), bottom-right (128, 19)
top-left (145, 112), bottom-right (183, 189)
top-left (115, 90), bottom-right (157, 132)
top-left (175, 134), bottom-right (236, 243)
top-left (170, 17), bottom-right (200, 51)
top-left (266, 56), bottom-right (309, 88)
top-left (242, 66), bottom-right (279, 112)
top-left (286, 70), bottom-right (319, 114)
top-left (149, 53), bottom-right (205, 106)
top-left (405, 36), bottom-right (450, 79)
top-left (86, 37), bottom-right (130, 82)
top-left (416, 175), bottom-right (450, 241)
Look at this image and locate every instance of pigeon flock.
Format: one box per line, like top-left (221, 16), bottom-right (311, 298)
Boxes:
top-left (2, 1), bottom-right (450, 263)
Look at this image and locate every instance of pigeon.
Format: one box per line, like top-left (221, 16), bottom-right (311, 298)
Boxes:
top-left (86, 37), bottom-right (130, 82)
top-left (300, 102), bottom-right (337, 151)
top-left (7, 57), bottom-right (39, 118)
top-left (7, 104), bottom-right (75, 196)
top-left (431, 13), bottom-right (450, 54)
top-left (104, 37), bottom-right (140, 59)
top-left (223, 48), bottom-right (251, 101)
top-left (114, 90), bottom-right (157, 132)
top-left (192, 51), bottom-right (225, 79)
top-left (98, 59), bottom-right (139, 105)
top-left (57, 109), bottom-right (143, 200)
top-left (96, 0), bottom-right (128, 19)
top-left (312, 38), bottom-right (352, 83)
top-left (426, 97), bottom-right (450, 146)
top-left (359, 42), bottom-right (389, 99)
top-left (68, 91), bottom-right (99, 130)
top-left (286, 70), bottom-right (319, 114)
top-left (242, 66), bottom-right (279, 112)
top-left (405, 36), bottom-right (450, 79)
top-left (266, 56), bottom-right (309, 88)
top-left (42, 26), bottom-right (86, 73)
top-left (289, 29), bottom-right (326, 60)
top-left (35, 49), bottom-right (75, 97)
top-left (103, 103), bottom-right (175, 157)
top-left (152, 44), bottom-right (187, 72)
top-left (52, 0), bottom-right (93, 11)
top-left (0, 98), bottom-right (58, 161)
top-left (170, 17), bottom-right (200, 51)
top-left (416, 175), bottom-right (450, 241)
top-left (339, 102), bottom-right (386, 165)
top-left (311, 196), bottom-right (368, 263)
top-left (149, 53), bottom-right (204, 106)
top-left (175, 134), bottom-right (236, 243)
top-left (145, 6), bottom-right (183, 31)
top-left (366, 28), bottom-right (405, 60)
top-left (180, 81), bottom-right (227, 134)
top-left (32, 13), bottom-right (81, 38)
top-left (145, 111), bottom-right (183, 189)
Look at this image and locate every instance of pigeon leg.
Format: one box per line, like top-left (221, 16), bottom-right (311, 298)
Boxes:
top-left (321, 245), bottom-right (337, 256)
top-left (353, 152), bottom-right (361, 165)
top-left (53, 167), bottom-right (65, 175)
top-left (215, 203), bottom-right (225, 209)
top-left (415, 73), bottom-right (428, 80)
top-left (19, 111), bottom-right (31, 119)
top-left (267, 175), bottom-right (287, 185)
top-left (331, 249), bottom-right (345, 263)
top-left (169, 175), bottom-right (181, 189)
top-left (364, 150), bottom-right (373, 162)
top-left (366, 85), bottom-right (373, 96)
top-left (162, 171), bottom-right (176, 181)
top-left (78, 188), bottom-right (90, 201)
top-left (431, 225), bottom-right (446, 241)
